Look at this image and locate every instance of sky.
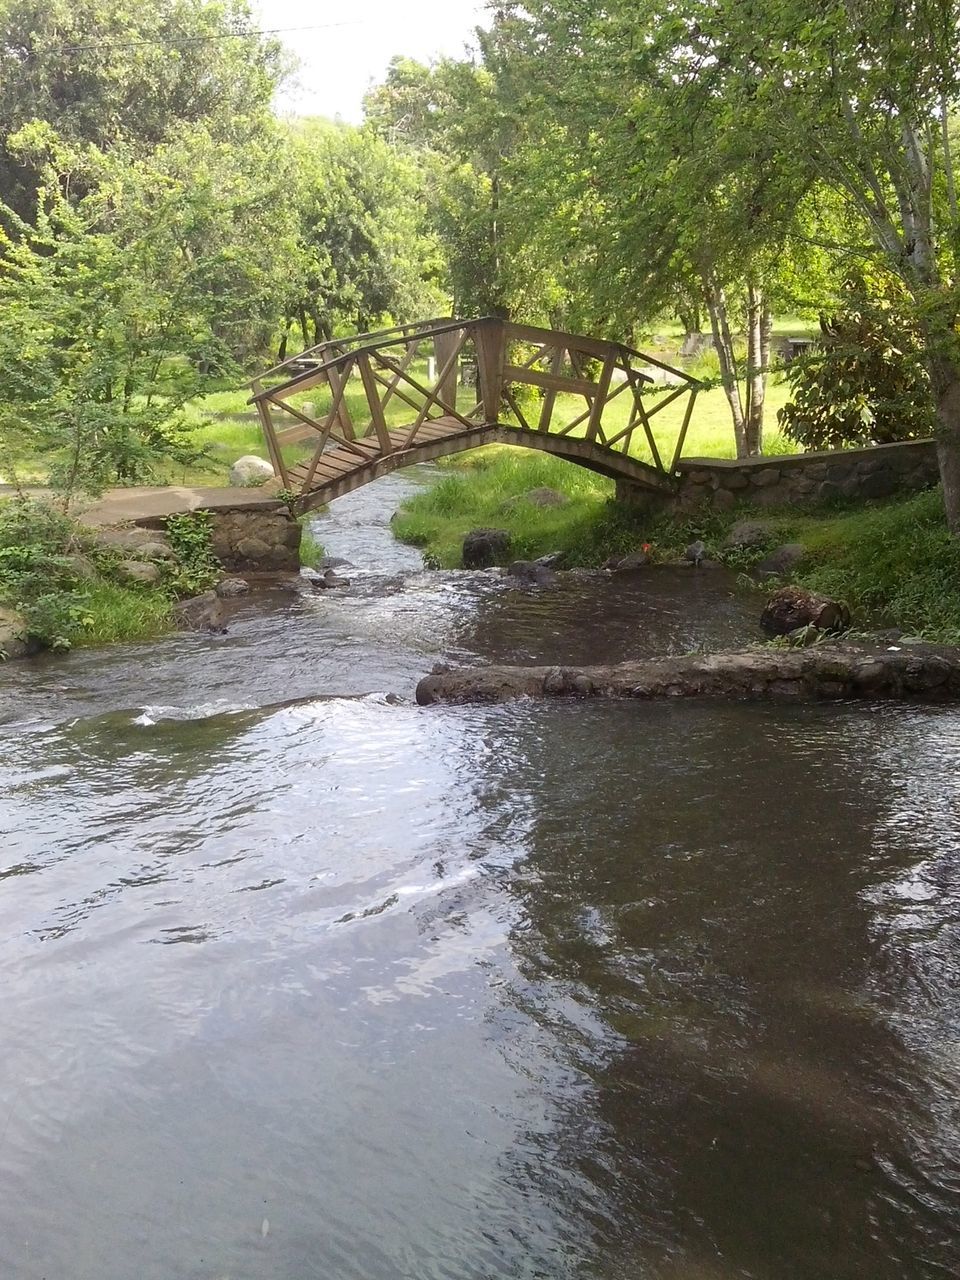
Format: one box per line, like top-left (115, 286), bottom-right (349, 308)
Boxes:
top-left (251, 0), bottom-right (489, 123)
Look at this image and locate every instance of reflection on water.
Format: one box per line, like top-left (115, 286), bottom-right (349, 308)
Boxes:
top-left (1, 471), bottom-right (959, 1278)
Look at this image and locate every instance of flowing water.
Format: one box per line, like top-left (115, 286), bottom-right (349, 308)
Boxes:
top-left (1, 468), bottom-right (959, 1280)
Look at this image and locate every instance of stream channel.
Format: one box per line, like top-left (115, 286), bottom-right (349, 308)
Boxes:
top-left (1, 467), bottom-right (959, 1279)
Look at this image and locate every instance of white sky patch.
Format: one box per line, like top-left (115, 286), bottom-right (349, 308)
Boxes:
top-left (251, 0), bottom-right (489, 122)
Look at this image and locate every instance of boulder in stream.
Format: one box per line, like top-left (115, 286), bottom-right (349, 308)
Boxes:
top-left (508, 560), bottom-right (557, 587)
top-left (174, 591), bottom-right (227, 633)
top-left (462, 528), bottom-right (511, 569)
top-left (215, 577), bottom-right (250, 599)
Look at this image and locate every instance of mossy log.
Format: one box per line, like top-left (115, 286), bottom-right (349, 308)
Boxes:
top-left (416, 646), bottom-right (960, 706)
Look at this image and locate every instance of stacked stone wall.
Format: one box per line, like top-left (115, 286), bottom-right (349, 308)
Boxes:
top-left (136, 502), bottom-right (301, 572)
top-left (674, 439), bottom-right (939, 512)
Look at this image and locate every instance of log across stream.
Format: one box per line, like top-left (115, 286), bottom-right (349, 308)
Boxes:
top-left (416, 644), bottom-right (960, 705)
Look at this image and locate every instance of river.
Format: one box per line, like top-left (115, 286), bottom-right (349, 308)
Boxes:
top-left (1, 468), bottom-right (959, 1279)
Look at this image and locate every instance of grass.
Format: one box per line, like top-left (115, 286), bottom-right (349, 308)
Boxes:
top-left (789, 490), bottom-right (960, 639)
top-left (73, 581), bottom-right (175, 647)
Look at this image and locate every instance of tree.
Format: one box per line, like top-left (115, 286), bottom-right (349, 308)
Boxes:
top-left (280, 120), bottom-right (444, 351)
top-left (0, 135), bottom-right (281, 492)
top-left (529, 0), bottom-right (960, 523)
top-left (779, 273), bottom-right (936, 450)
top-left (0, 0), bottom-right (285, 220)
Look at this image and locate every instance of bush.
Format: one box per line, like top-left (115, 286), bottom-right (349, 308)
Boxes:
top-left (778, 275), bottom-right (935, 450)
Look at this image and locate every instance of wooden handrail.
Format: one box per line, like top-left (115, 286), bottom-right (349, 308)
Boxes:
top-left (249, 316), bottom-right (705, 501)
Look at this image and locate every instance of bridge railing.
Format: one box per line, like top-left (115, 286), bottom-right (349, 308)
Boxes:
top-left (249, 317), bottom-right (701, 496)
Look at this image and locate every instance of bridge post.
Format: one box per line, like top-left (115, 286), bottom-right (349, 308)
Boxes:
top-left (475, 318), bottom-right (506, 424)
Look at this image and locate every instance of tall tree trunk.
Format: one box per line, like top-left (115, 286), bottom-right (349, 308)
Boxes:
top-left (744, 283), bottom-right (771, 456)
top-left (929, 352), bottom-right (960, 532)
top-left (703, 272), bottom-right (746, 456)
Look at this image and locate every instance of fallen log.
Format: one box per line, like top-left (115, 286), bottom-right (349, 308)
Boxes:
top-left (761, 586), bottom-right (850, 636)
top-left (416, 645), bottom-right (960, 706)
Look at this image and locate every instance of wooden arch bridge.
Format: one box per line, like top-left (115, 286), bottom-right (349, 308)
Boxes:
top-left (250, 317), bottom-right (701, 512)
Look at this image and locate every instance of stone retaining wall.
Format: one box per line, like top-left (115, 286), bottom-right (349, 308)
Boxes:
top-left (136, 502), bottom-right (301, 572)
top-left (673, 439), bottom-right (939, 512)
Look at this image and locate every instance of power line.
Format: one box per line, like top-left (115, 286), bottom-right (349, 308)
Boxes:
top-left (40, 21), bottom-right (365, 56)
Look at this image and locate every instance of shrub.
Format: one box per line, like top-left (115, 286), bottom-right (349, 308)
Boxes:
top-left (778, 274), bottom-right (935, 450)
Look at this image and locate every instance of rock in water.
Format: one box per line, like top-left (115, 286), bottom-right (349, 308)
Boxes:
top-left (173, 591), bottom-right (228, 633)
top-left (0, 606), bottom-right (28, 659)
top-left (462, 528), bottom-right (511, 569)
top-left (229, 455), bottom-right (275, 487)
top-left (215, 577), bottom-right (251, 599)
top-left (508, 560), bottom-right (556, 587)
top-left (760, 586), bottom-right (850, 636)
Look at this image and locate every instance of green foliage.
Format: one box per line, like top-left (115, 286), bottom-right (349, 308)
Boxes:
top-left (164, 510), bottom-right (221, 596)
top-left (794, 489), bottom-right (960, 639)
top-left (0, 0), bottom-right (284, 222)
top-left (73, 581), bottom-right (173, 647)
top-left (0, 495), bottom-right (176, 650)
top-left (779, 277), bottom-right (936, 450)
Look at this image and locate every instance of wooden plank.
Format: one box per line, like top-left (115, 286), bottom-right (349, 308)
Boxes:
top-left (555, 378), bottom-right (630, 437)
top-left (358, 352), bottom-right (393, 453)
top-left (373, 341), bottom-right (421, 417)
top-left (585, 351), bottom-right (616, 443)
top-left (372, 340), bottom-right (474, 442)
top-left (252, 382), bottom-right (290, 489)
top-left (503, 363), bottom-right (596, 398)
top-left (505, 321), bottom-right (615, 361)
top-left (433, 327), bottom-right (462, 415)
top-left (537, 346), bottom-right (565, 431)
top-left (670, 389), bottom-right (699, 472)
top-left (475, 318), bottom-right (506, 423)
top-left (327, 363), bottom-right (355, 441)
top-left (502, 385), bottom-right (532, 432)
top-left (300, 365), bottom-right (353, 490)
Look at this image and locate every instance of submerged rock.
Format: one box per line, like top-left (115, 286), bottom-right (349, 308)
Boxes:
top-left (462, 528), bottom-right (511, 569)
top-left (215, 577), bottom-right (251, 599)
top-left (508, 559), bottom-right (557, 587)
top-left (174, 591), bottom-right (227, 633)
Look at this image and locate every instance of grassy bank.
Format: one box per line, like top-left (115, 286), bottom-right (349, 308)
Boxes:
top-left (0, 497), bottom-right (222, 656)
top-left (393, 450), bottom-right (960, 640)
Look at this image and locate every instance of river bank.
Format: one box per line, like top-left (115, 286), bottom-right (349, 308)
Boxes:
top-left (393, 449), bottom-right (960, 640)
